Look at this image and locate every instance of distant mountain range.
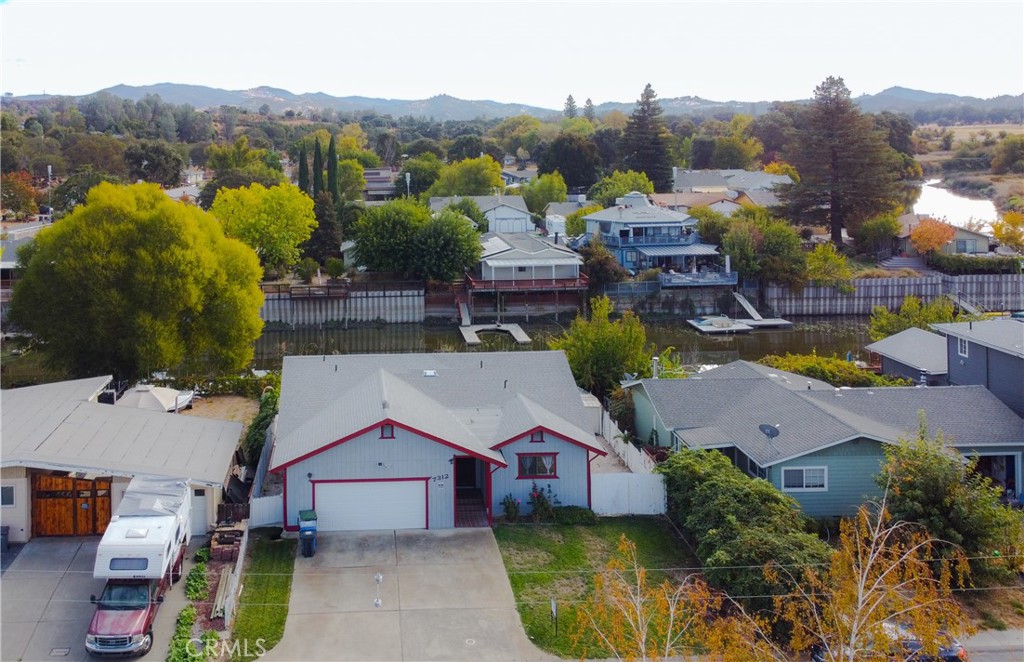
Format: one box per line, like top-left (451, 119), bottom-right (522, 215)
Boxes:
top-left (9, 83), bottom-right (1022, 121)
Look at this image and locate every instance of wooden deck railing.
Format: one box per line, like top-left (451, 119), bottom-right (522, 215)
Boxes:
top-left (465, 274), bottom-right (589, 291)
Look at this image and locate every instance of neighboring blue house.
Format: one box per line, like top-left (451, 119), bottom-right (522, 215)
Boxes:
top-left (626, 361), bottom-right (1024, 517)
top-left (931, 319), bottom-right (1024, 417)
top-left (865, 327), bottom-right (949, 386)
top-left (270, 351), bottom-right (605, 531)
top-left (582, 191), bottom-right (733, 285)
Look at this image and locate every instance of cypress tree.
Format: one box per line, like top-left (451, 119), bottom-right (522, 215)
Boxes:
top-left (583, 98), bottom-right (596, 122)
top-left (311, 138), bottom-right (323, 197)
top-left (297, 143), bottom-right (309, 194)
top-left (564, 95), bottom-right (578, 119)
top-left (622, 84), bottom-right (672, 191)
top-left (327, 135), bottom-right (339, 202)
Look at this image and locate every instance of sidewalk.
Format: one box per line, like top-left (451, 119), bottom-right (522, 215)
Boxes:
top-left (963, 628), bottom-right (1024, 653)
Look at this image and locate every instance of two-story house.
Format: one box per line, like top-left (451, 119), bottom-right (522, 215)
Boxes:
top-left (582, 192), bottom-right (731, 285)
top-left (931, 319), bottom-right (1024, 417)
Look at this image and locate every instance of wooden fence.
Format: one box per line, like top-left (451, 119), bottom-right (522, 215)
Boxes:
top-left (220, 526), bottom-right (250, 628)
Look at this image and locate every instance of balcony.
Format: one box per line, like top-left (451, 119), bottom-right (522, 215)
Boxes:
top-left (601, 233), bottom-right (695, 248)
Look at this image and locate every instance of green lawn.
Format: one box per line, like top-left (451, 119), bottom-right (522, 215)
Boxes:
top-left (493, 516), bottom-right (696, 658)
top-left (230, 529), bottom-right (296, 661)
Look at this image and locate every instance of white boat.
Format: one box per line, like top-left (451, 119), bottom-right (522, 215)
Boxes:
top-left (687, 315), bottom-right (754, 334)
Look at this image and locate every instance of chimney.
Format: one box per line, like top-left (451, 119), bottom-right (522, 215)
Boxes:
top-left (652, 356), bottom-right (660, 379)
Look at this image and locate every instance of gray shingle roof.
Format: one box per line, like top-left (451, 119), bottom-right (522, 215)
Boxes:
top-left (583, 205), bottom-right (694, 225)
top-left (273, 351), bottom-right (603, 470)
top-left (429, 195), bottom-right (529, 214)
top-left (865, 327), bottom-right (948, 374)
top-left (633, 360), bottom-right (1023, 467)
top-left (721, 171), bottom-right (792, 191)
top-left (674, 171), bottom-right (729, 191)
top-left (931, 320), bottom-right (1024, 359)
top-left (802, 386), bottom-right (1024, 449)
top-left (2, 376), bottom-right (242, 485)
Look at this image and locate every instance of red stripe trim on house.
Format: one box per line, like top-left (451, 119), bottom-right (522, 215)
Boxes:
top-left (271, 418), bottom-right (507, 472)
top-left (491, 425), bottom-right (607, 456)
top-left (310, 477), bottom-right (431, 529)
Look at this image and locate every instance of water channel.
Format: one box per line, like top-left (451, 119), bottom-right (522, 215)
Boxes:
top-left (913, 179), bottom-right (999, 229)
top-left (253, 317), bottom-right (872, 371)
top-left (254, 180), bottom-right (998, 370)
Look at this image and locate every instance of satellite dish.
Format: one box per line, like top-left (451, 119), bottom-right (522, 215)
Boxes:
top-left (758, 424), bottom-right (780, 440)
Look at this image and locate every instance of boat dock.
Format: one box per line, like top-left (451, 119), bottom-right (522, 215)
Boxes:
top-left (459, 323), bottom-right (532, 345)
top-left (733, 292), bottom-right (792, 328)
top-left (687, 317), bottom-right (754, 334)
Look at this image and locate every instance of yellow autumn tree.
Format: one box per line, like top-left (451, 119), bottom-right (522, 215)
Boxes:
top-left (768, 499), bottom-right (973, 662)
top-left (992, 211), bottom-right (1024, 253)
top-left (573, 535), bottom-right (781, 662)
top-left (909, 217), bottom-right (956, 254)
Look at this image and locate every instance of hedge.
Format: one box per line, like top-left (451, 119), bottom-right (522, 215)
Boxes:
top-left (157, 372), bottom-right (281, 399)
top-left (928, 253), bottom-right (1022, 275)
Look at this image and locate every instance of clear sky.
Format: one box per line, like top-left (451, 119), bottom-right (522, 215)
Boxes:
top-left (2, 0), bottom-right (1021, 108)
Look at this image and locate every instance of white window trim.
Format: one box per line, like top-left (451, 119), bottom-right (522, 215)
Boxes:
top-left (1, 484), bottom-right (14, 507)
top-left (957, 337), bottom-right (969, 358)
top-left (781, 466), bottom-right (828, 492)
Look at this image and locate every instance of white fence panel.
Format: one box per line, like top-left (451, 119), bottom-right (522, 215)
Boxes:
top-left (248, 495), bottom-right (283, 528)
top-left (592, 473), bottom-right (665, 515)
top-left (601, 411), bottom-right (656, 474)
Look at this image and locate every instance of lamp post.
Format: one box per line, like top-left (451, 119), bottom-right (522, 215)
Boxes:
top-left (47, 164), bottom-right (52, 220)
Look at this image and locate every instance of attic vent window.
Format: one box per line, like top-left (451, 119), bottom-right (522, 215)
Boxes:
top-left (530, 431), bottom-right (544, 443)
top-left (423, 370), bottom-right (437, 377)
top-left (380, 424), bottom-right (395, 439)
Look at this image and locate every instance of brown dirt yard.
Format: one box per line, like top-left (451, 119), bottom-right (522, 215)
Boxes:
top-left (179, 394), bottom-right (260, 428)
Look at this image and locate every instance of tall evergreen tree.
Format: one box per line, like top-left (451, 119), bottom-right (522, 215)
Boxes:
top-left (778, 76), bottom-right (902, 245)
top-left (564, 95), bottom-right (578, 119)
top-left (301, 191), bottom-right (342, 265)
top-left (326, 134), bottom-right (339, 202)
top-left (297, 143), bottom-right (309, 194)
top-left (621, 84), bottom-right (672, 191)
top-left (311, 137), bottom-right (324, 197)
top-left (583, 98), bottom-right (596, 122)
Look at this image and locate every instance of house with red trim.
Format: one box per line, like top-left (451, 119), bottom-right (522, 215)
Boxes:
top-left (269, 351), bottom-right (606, 531)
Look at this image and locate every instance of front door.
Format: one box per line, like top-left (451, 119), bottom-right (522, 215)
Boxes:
top-left (455, 457), bottom-right (477, 489)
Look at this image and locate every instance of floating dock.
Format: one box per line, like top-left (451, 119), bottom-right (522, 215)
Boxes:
top-left (459, 323), bottom-right (532, 345)
top-left (687, 316), bottom-right (754, 334)
top-left (732, 293), bottom-right (792, 328)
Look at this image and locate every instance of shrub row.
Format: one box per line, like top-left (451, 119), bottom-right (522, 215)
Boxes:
top-left (929, 253), bottom-right (1022, 275)
top-left (243, 388), bottom-right (279, 466)
top-left (166, 604), bottom-right (197, 662)
top-left (185, 562), bottom-right (209, 601)
top-left (657, 449), bottom-right (830, 611)
top-left (157, 372), bottom-right (281, 399)
top-left (758, 353), bottom-right (912, 387)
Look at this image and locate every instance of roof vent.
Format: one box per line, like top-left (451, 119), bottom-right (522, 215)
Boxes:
top-left (125, 528), bottom-right (149, 539)
top-left (423, 370), bottom-right (437, 377)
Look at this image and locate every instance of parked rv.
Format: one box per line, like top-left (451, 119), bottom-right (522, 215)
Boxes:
top-left (86, 477), bottom-right (191, 657)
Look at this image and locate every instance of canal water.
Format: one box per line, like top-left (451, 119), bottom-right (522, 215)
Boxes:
top-left (913, 179), bottom-right (999, 229)
top-left (253, 317), bottom-right (872, 371)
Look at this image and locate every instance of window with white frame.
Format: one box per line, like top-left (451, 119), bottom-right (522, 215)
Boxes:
top-left (517, 453), bottom-right (557, 479)
top-left (1, 485), bottom-right (14, 507)
top-left (957, 337), bottom-right (969, 358)
top-left (782, 467), bottom-right (827, 491)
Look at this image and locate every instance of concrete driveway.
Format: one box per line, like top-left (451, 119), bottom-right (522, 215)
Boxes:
top-left (264, 528), bottom-right (553, 662)
top-left (1, 537), bottom-right (193, 662)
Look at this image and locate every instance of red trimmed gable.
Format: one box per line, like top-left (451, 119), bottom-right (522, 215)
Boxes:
top-left (271, 417), bottom-right (508, 473)
top-left (491, 424), bottom-right (607, 456)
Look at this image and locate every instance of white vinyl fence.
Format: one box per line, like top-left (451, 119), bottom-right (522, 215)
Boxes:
top-left (592, 473), bottom-right (666, 515)
top-left (248, 495), bottom-right (283, 528)
top-left (601, 411), bottom-right (657, 474)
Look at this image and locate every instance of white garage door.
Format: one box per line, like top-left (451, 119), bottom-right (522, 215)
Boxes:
top-left (315, 480), bottom-right (426, 531)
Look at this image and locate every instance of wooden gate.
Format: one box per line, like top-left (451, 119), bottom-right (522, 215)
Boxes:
top-left (32, 474), bottom-right (112, 537)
